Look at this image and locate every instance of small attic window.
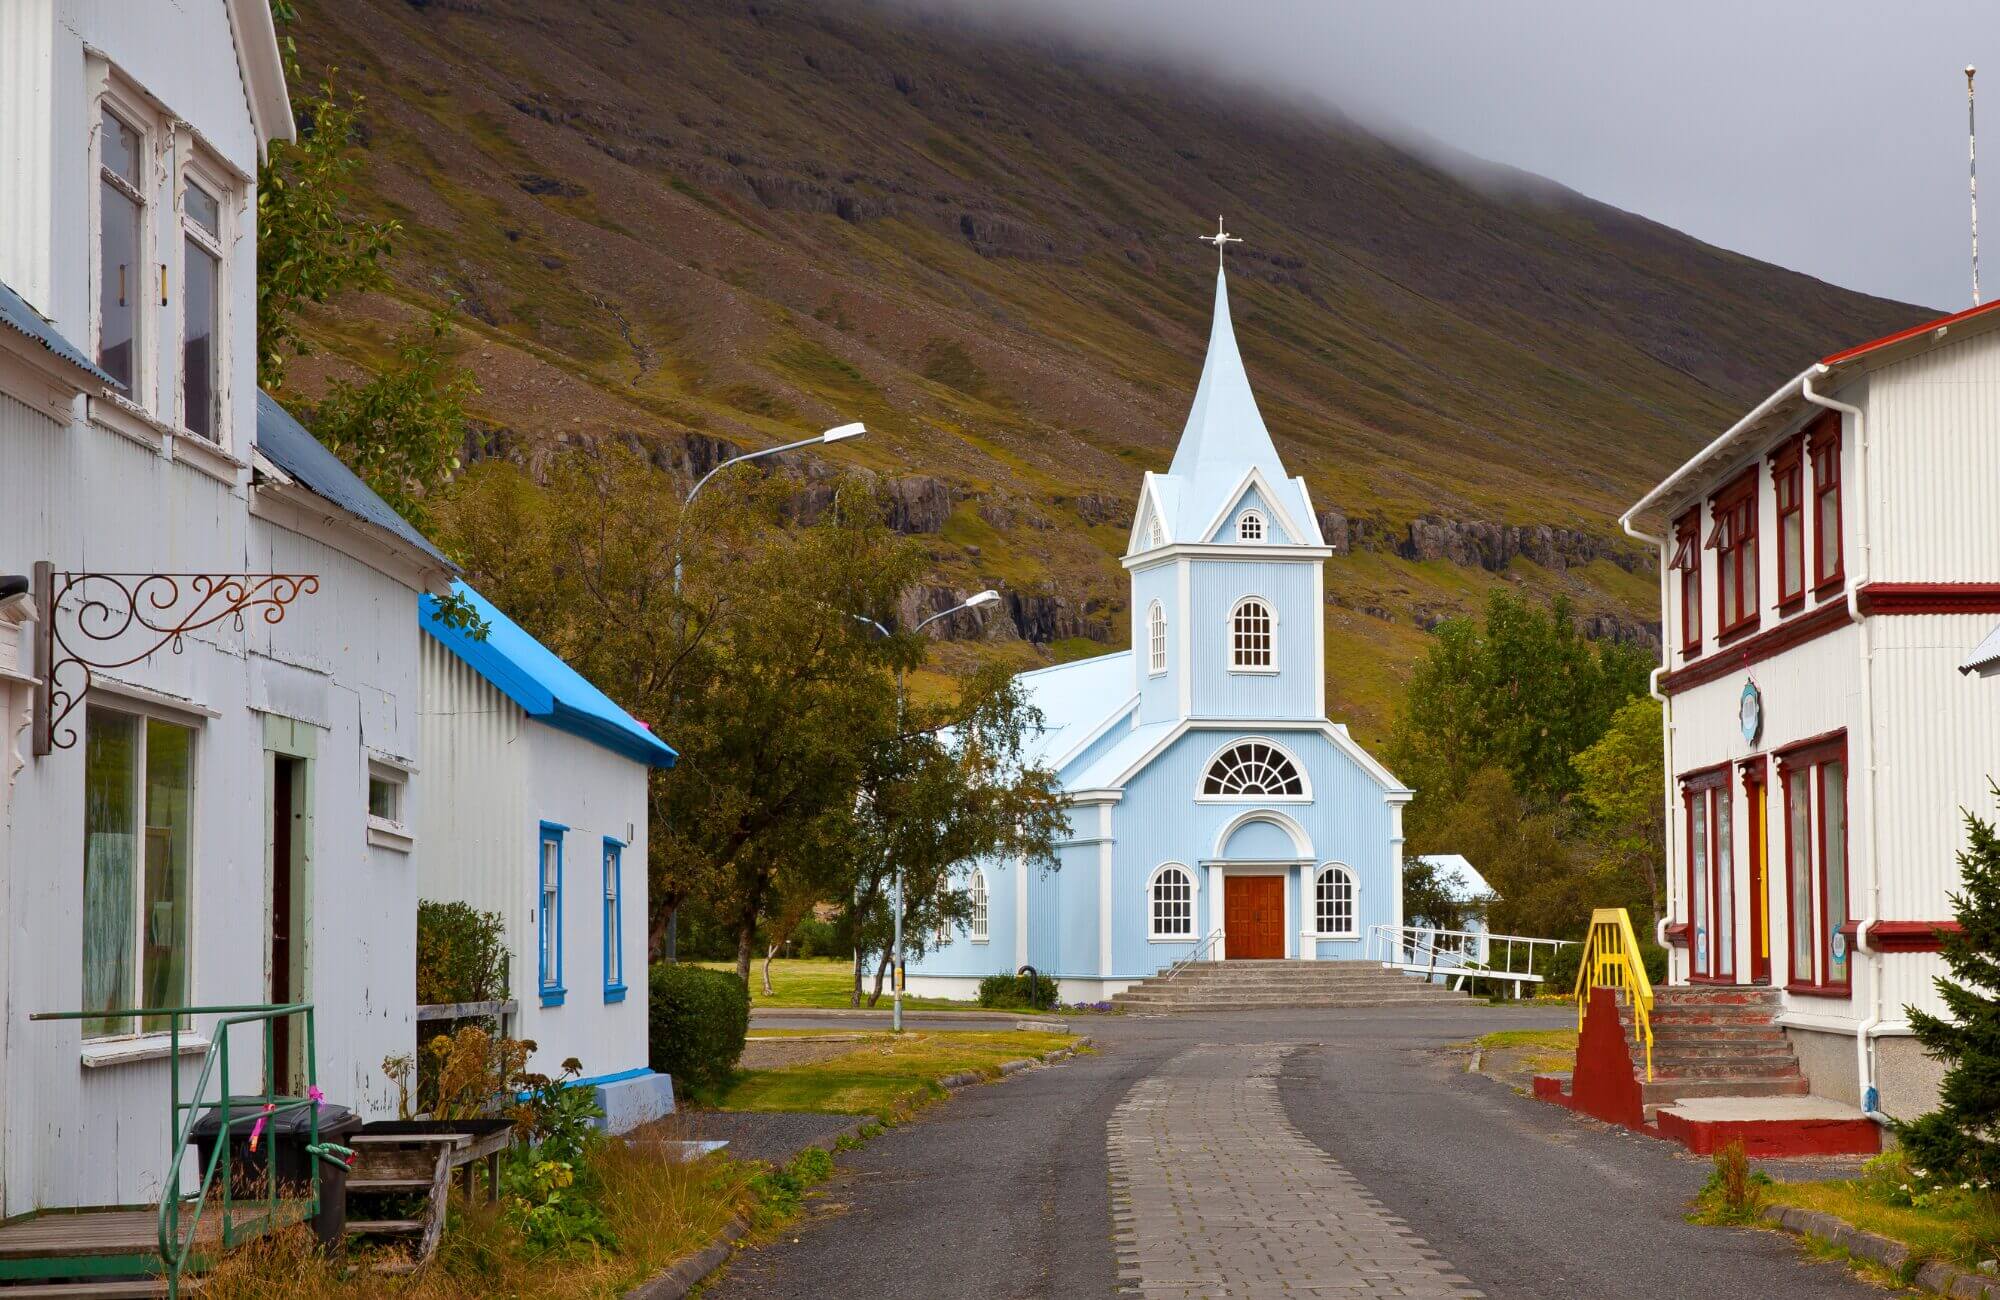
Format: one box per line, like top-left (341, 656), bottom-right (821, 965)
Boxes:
top-left (1148, 515), bottom-right (1166, 549)
top-left (1236, 510), bottom-right (1266, 543)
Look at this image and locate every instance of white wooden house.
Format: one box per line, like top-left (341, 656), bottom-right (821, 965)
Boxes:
top-left (1621, 300), bottom-right (2000, 1120)
top-left (417, 584), bottom-right (677, 1132)
top-left (0, 0), bottom-right (456, 1223)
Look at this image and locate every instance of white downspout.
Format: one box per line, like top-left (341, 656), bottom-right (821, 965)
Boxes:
top-left (1619, 509), bottom-right (1676, 973)
top-left (1801, 367), bottom-right (1888, 1124)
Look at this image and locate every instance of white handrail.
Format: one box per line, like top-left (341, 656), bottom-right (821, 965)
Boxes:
top-left (1366, 923), bottom-right (1572, 997)
top-left (1163, 928), bottom-right (1225, 981)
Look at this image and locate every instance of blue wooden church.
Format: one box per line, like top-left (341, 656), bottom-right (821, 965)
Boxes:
top-left (908, 256), bottom-right (1413, 1001)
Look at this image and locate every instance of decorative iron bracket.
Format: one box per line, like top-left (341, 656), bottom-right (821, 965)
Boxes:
top-left (30, 561), bottom-right (319, 754)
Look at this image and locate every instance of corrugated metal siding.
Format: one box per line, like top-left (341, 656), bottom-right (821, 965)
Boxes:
top-left (0, 1), bottom-right (55, 313)
top-left (418, 639), bottom-right (531, 943)
top-left (1867, 327), bottom-right (2000, 581)
top-left (1867, 616), bottom-right (2000, 926)
top-left (1188, 560), bottom-right (1316, 719)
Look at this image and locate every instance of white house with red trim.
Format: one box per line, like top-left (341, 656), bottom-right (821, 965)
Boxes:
top-left (1620, 299), bottom-right (2000, 1121)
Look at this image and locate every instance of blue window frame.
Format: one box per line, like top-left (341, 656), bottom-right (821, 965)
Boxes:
top-left (602, 837), bottom-right (626, 1003)
top-left (538, 822), bottom-right (566, 1006)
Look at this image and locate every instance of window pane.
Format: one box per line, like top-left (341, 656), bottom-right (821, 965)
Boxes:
top-left (98, 180), bottom-right (139, 392)
top-left (1822, 761), bottom-right (1849, 984)
top-left (1818, 489), bottom-right (1840, 582)
top-left (1781, 513), bottom-right (1803, 597)
top-left (1690, 798), bottom-right (1709, 975)
top-left (101, 109), bottom-right (140, 185)
top-left (140, 720), bottom-right (192, 1032)
top-left (83, 710), bottom-right (141, 1038)
top-left (368, 776), bottom-right (396, 821)
top-left (184, 180), bottom-right (220, 239)
top-left (1787, 770), bottom-right (1815, 980)
top-left (541, 839), bottom-right (560, 985)
top-left (1742, 537), bottom-right (1758, 613)
top-left (1715, 791), bottom-right (1734, 977)
top-left (182, 237), bottom-right (219, 439)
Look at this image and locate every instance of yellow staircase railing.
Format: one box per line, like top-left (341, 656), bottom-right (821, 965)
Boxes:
top-left (1573, 908), bottom-right (1655, 1080)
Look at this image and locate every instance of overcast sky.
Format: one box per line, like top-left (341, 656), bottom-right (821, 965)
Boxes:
top-left (907, 0), bottom-right (2000, 311)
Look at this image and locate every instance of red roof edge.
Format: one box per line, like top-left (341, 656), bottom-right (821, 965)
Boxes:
top-left (1820, 297), bottom-right (2000, 366)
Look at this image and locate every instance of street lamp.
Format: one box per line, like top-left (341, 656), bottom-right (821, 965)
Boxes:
top-left (672, 421), bottom-right (865, 592)
top-left (664, 422), bottom-right (864, 962)
top-left (853, 589), bottom-right (1000, 1031)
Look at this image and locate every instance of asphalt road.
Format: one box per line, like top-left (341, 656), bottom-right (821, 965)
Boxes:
top-left (701, 1006), bottom-right (1881, 1299)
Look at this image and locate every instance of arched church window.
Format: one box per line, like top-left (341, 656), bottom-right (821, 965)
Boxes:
top-left (1237, 510), bottom-right (1265, 542)
top-left (1229, 597), bottom-right (1274, 670)
top-left (969, 869), bottom-right (989, 942)
top-left (1315, 864), bottom-right (1357, 937)
top-left (1147, 515), bottom-right (1165, 549)
top-left (1148, 864), bottom-right (1195, 939)
top-left (1147, 601), bottom-right (1167, 675)
top-left (1202, 740), bottom-right (1305, 797)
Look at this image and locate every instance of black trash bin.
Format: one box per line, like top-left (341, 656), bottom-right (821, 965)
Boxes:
top-left (190, 1098), bottom-right (364, 1249)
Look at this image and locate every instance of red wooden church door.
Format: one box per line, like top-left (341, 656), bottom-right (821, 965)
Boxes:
top-left (1225, 876), bottom-right (1286, 959)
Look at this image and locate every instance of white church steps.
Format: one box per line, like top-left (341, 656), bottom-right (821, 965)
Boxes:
top-left (1110, 960), bottom-right (1465, 1013)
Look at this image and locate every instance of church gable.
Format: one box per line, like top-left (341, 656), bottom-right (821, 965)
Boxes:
top-left (1202, 475), bottom-right (1309, 546)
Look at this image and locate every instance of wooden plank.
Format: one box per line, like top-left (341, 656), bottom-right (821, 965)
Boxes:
top-left (346, 1178), bottom-right (432, 1194)
top-left (347, 1219), bottom-right (424, 1237)
top-left (0, 1280), bottom-right (199, 1297)
top-left (414, 1000), bottom-right (516, 1022)
top-left (414, 1146), bottom-right (452, 1265)
top-left (0, 1210), bottom-right (159, 1257)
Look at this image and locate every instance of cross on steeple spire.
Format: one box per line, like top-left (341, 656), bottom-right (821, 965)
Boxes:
top-left (1198, 215), bottom-right (1241, 270)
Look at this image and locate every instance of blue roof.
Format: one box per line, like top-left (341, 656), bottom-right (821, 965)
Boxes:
top-left (256, 391), bottom-right (455, 569)
top-left (1009, 651), bottom-right (1136, 774)
top-left (421, 583), bottom-right (677, 769)
top-left (0, 278), bottom-right (112, 384)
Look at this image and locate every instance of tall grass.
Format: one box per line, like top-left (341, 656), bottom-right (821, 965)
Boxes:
top-left (199, 1125), bottom-right (755, 1300)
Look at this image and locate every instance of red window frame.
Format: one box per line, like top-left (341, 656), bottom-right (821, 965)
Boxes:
top-left (1809, 414), bottom-right (1844, 594)
top-left (1681, 765), bottom-right (1734, 983)
top-left (1770, 437), bottom-right (1806, 610)
top-left (1778, 732), bottom-right (1851, 996)
top-left (1671, 508), bottom-right (1702, 657)
top-left (1707, 469), bottom-right (1760, 641)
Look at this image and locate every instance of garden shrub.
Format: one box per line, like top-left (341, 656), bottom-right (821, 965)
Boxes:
top-left (791, 915), bottom-right (842, 958)
top-left (416, 900), bottom-right (509, 1005)
top-left (977, 972), bottom-right (1057, 1010)
top-left (649, 963), bottom-right (750, 1100)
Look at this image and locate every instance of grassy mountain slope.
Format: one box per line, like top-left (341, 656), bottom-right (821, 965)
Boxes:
top-left (284, 0), bottom-right (1927, 736)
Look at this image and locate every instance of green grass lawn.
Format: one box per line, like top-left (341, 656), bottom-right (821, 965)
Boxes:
top-left (699, 957), bottom-right (979, 1011)
top-left (1763, 1159), bottom-right (2000, 1271)
top-left (714, 1029), bottom-right (1078, 1119)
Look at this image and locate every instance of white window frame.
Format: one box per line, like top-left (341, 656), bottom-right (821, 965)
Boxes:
top-left (79, 700), bottom-right (202, 1046)
top-left (1228, 596), bottom-right (1277, 673)
top-left (1146, 600), bottom-right (1168, 675)
top-left (969, 868), bottom-right (989, 943)
top-left (1147, 862), bottom-right (1198, 941)
top-left (366, 757), bottom-right (413, 852)
top-left (1148, 515), bottom-right (1166, 549)
top-left (1313, 864), bottom-right (1358, 938)
top-left (1196, 736), bottom-right (1312, 803)
top-left (89, 65), bottom-right (161, 416)
top-left (173, 144), bottom-right (236, 455)
top-left (1236, 510), bottom-right (1266, 543)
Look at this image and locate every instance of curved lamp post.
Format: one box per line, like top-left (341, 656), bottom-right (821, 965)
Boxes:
top-left (852, 589), bottom-right (1000, 1030)
top-left (672, 421), bottom-right (864, 592)
top-left (664, 422), bottom-right (864, 961)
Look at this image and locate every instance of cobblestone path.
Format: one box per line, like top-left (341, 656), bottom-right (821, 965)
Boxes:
top-left (1107, 1042), bottom-right (1483, 1298)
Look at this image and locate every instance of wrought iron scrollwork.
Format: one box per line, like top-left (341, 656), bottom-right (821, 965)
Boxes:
top-left (32, 565), bottom-right (319, 753)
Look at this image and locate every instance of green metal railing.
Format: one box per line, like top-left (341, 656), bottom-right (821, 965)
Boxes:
top-left (32, 1002), bottom-right (321, 1298)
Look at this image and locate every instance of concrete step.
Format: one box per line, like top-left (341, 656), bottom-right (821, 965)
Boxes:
top-left (1115, 994), bottom-right (1472, 1013)
top-left (1633, 1040), bottom-right (1796, 1063)
top-left (1652, 985), bottom-right (1785, 1006)
top-left (1642, 1075), bottom-right (1809, 1104)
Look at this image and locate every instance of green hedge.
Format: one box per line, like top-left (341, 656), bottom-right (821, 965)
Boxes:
top-left (977, 972), bottom-right (1057, 1011)
top-left (649, 964), bottom-right (749, 1100)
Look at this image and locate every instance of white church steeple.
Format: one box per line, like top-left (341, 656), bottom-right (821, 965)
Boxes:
top-left (1131, 228), bottom-right (1322, 554)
